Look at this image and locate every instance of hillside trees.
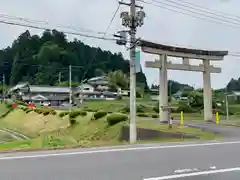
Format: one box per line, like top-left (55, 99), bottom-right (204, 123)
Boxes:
top-left (0, 29), bottom-right (148, 89)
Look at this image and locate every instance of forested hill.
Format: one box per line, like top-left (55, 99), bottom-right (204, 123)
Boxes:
top-left (0, 29), bottom-right (148, 89)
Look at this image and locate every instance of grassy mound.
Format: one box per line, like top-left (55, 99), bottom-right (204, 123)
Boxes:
top-left (0, 107), bottom-right (218, 150)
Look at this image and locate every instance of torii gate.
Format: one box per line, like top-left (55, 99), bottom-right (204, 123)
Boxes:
top-left (139, 40), bottom-right (228, 122)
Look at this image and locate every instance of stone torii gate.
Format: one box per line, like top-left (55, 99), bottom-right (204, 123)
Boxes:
top-left (139, 40), bottom-right (228, 122)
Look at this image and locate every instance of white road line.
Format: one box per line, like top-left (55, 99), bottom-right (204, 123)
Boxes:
top-left (0, 140), bottom-right (240, 160)
top-left (143, 167), bottom-right (240, 180)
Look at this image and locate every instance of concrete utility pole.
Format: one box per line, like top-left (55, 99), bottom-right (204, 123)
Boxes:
top-left (2, 74), bottom-right (5, 101)
top-left (117, 0), bottom-right (145, 143)
top-left (58, 72), bottom-right (61, 84)
top-left (69, 65), bottom-right (72, 106)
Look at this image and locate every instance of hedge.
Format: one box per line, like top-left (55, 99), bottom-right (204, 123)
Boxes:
top-left (137, 113), bottom-right (149, 117)
top-left (93, 111), bottom-right (107, 120)
top-left (106, 113), bottom-right (128, 126)
top-left (26, 109), bottom-right (32, 114)
top-left (59, 111), bottom-right (69, 117)
top-left (69, 111), bottom-right (87, 119)
top-left (69, 118), bottom-right (76, 125)
top-left (34, 108), bottom-right (57, 116)
top-left (122, 104), bottom-right (148, 113)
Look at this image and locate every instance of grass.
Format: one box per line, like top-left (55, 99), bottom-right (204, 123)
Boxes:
top-left (0, 108), bottom-right (218, 150)
top-left (0, 109), bottom-right (69, 137)
top-left (0, 102), bottom-right (11, 117)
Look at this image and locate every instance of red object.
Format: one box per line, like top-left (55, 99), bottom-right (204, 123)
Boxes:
top-left (12, 103), bottom-right (17, 108)
top-left (28, 103), bottom-right (35, 108)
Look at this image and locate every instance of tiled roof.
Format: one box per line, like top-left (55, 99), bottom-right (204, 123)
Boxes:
top-left (87, 76), bottom-right (107, 82)
top-left (29, 85), bottom-right (74, 93)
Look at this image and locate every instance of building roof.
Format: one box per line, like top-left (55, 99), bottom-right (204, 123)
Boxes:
top-left (22, 94), bottom-right (69, 101)
top-left (87, 76), bottom-right (107, 82)
top-left (139, 40), bottom-right (228, 57)
top-left (29, 85), bottom-right (71, 93)
top-left (9, 82), bottom-right (29, 92)
top-left (232, 91), bottom-right (240, 96)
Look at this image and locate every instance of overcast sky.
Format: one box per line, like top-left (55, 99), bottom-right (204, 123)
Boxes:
top-left (0, 0), bottom-right (240, 89)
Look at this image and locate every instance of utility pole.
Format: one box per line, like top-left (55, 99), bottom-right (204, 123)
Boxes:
top-left (117, 0), bottom-right (145, 143)
top-left (2, 74), bottom-right (5, 102)
top-left (58, 72), bottom-right (61, 84)
top-left (69, 65), bottom-right (72, 106)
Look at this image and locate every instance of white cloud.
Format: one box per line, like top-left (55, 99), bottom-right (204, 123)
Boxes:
top-left (0, 0), bottom-right (240, 89)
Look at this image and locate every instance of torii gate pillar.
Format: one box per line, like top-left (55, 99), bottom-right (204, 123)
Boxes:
top-left (203, 59), bottom-right (212, 121)
top-left (159, 54), bottom-right (168, 122)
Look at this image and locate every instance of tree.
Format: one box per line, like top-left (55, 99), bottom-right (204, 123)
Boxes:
top-left (0, 29), bottom-right (149, 88)
top-left (108, 70), bottom-right (129, 90)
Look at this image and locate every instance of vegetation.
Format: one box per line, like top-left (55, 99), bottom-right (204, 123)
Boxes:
top-left (0, 106), bottom-right (218, 150)
top-left (0, 30), bottom-right (147, 90)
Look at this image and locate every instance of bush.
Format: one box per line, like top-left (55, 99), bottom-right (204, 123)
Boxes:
top-left (93, 111), bottom-right (107, 120)
top-left (59, 111), bottom-right (69, 117)
top-left (15, 100), bottom-right (27, 106)
top-left (176, 104), bottom-right (194, 113)
top-left (6, 103), bottom-right (13, 109)
top-left (122, 104), bottom-right (148, 113)
top-left (83, 107), bottom-right (98, 112)
top-left (151, 114), bottom-right (159, 118)
top-left (69, 110), bottom-right (87, 119)
top-left (26, 109), bottom-right (32, 114)
top-left (79, 111), bottom-right (87, 116)
top-left (51, 110), bottom-right (57, 115)
top-left (34, 109), bottom-right (42, 114)
top-left (137, 113), bottom-right (149, 117)
top-left (107, 113), bottom-right (128, 126)
top-left (22, 107), bottom-right (28, 111)
top-left (69, 118), bottom-right (76, 125)
top-left (43, 111), bottom-right (50, 116)
top-left (153, 106), bottom-right (159, 113)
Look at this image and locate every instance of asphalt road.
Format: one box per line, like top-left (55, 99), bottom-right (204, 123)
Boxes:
top-left (141, 117), bottom-right (240, 139)
top-left (0, 140), bottom-right (240, 180)
top-left (173, 120), bottom-right (240, 139)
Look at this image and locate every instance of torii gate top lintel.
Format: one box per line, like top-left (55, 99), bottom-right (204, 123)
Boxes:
top-left (139, 40), bottom-right (228, 61)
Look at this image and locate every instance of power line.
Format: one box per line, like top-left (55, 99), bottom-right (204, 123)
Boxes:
top-left (0, 13), bottom-right (113, 37)
top-left (177, 0), bottom-right (240, 20)
top-left (161, 0), bottom-right (240, 24)
top-left (103, 2), bottom-right (121, 36)
top-left (80, 2), bottom-right (122, 82)
top-left (139, 0), bottom-right (240, 29)
top-left (0, 20), bottom-right (117, 42)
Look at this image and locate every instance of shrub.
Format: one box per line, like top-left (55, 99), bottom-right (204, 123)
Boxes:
top-left (59, 111), bottom-right (69, 117)
top-left (22, 107), bottom-right (28, 111)
top-left (176, 103), bottom-right (194, 113)
top-left (69, 111), bottom-right (80, 119)
top-left (51, 110), bottom-right (57, 115)
top-left (79, 111), bottom-right (87, 116)
top-left (6, 103), bottom-right (13, 109)
top-left (43, 111), bottom-right (50, 116)
top-left (122, 104), bottom-right (148, 113)
top-left (15, 100), bottom-right (27, 106)
top-left (83, 107), bottom-right (98, 112)
top-left (107, 113), bottom-right (128, 126)
top-left (137, 113), bottom-right (149, 117)
top-left (69, 118), bottom-right (76, 125)
top-left (69, 110), bottom-right (87, 119)
top-left (34, 109), bottom-right (42, 114)
top-left (26, 109), bottom-right (32, 114)
top-left (151, 114), bottom-right (159, 118)
top-left (93, 111), bottom-right (107, 120)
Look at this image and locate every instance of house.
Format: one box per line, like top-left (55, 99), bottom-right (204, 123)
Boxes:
top-left (9, 80), bottom-right (122, 105)
top-left (9, 82), bottom-right (71, 106)
top-left (87, 76), bottom-right (109, 91)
